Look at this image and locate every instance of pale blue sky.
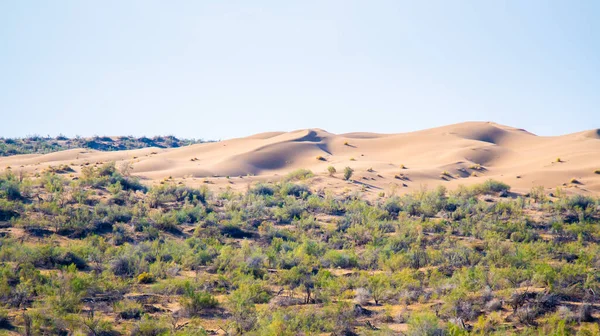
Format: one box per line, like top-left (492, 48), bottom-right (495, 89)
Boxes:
top-left (1, 1), bottom-right (598, 140)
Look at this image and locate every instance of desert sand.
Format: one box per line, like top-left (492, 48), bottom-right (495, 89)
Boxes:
top-left (2, 122), bottom-right (599, 197)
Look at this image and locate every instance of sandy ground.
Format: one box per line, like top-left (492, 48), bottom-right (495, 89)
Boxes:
top-left (2, 122), bottom-right (599, 197)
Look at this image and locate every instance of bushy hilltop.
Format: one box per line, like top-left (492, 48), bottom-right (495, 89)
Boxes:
top-left (0, 135), bottom-right (210, 156)
top-left (0, 165), bottom-right (600, 335)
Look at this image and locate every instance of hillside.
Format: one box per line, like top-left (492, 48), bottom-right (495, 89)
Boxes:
top-left (0, 135), bottom-right (209, 156)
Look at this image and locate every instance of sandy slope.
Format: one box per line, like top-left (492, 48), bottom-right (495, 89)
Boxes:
top-left (2, 122), bottom-right (600, 196)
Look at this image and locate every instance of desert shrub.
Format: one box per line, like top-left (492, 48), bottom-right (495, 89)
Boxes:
top-left (280, 183), bottom-right (310, 198)
top-left (327, 166), bottom-right (336, 176)
top-left (233, 280), bottom-right (271, 304)
top-left (274, 202), bottom-right (306, 223)
top-left (343, 167), bottom-right (354, 181)
top-left (228, 285), bottom-right (259, 333)
top-left (0, 199), bottom-right (20, 221)
top-left (567, 194), bottom-right (595, 210)
top-left (151, 279), bottom-right (202, 295)
top-left (80, 162), bottom-right (146, 192)
top-left (250, 183), bottom-right (274, 196)
top-left (293, 216), bottom-right (321, 231)
top-left (254, 306), bottom-right (334, 335)
top-left (117, 300), bottom-right (143, 320)
top-left (355, 287), bottom-right (370, 305)
top-left (0, 181), bottom-right (21, 201)
top-left (284, 169), bottom-right (313, 181)
top-left (180, 283), bottom-right (218, 317)
top-left (478, 179), bottom-right (510, 195)
top-left (110, 255), bottom-right (138, 277)
top-left (148, 184), bottom-right (208, 207)
top-left (0, 172), bottom-right (21, 200)
top-left (322, 250), bottom-right (357, 269)
top-left (306, 194), bottom-right (344, 215)
top-left (406, 312), bottom-right (444, 336)
top-left (54, 251), bottom-right (88, 270)
top-left (366, 273), bottom-right (392, 305)
top-left (130, 315), bottom-right (169, 336)
top-left (383, 196), bottom-right (402, 216)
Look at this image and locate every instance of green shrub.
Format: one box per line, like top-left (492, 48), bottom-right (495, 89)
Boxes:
top-left (280, 183), bottom-right (310, 198)
top-left (478, 179), bottom-right (510, 194)
top-left (0, 172), bottom-right (21, 200)
top-left (117, 300), bottom-right (143, 320)
top-left (284, 169), bottom-right (314, 181)
top-left (274, 203), bottom-right (306, 223)
top-left (322, 250), bottom-right (357, 268)
top-left (130, 315), bottom-right (169, 336)
top-left (343, 167), bottom-right (354, 181)
top-left (327, 166), bottom-right (336, 177)
top-left (407, 312), bottom-right (443, 336)
top-left (567, 194), bottom-right (595, 210)
top-left (180, 283), bottom-right (218, 317)
top-left (383, 196), bottom-right (402, 216)
top-left (250, 183), bottom-right (274, 196)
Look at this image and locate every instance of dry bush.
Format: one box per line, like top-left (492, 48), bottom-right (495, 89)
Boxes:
top-left (355, 288), bottom-right (371, 306)
top-left (485, 299), bottom-right (503, 312)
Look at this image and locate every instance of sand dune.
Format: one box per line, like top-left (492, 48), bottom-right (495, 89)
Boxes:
top-left (2, 122), bottom-right (599, 196)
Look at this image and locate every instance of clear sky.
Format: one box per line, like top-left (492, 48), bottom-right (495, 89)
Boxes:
top-left (1, 1), bottom-right (598, 140)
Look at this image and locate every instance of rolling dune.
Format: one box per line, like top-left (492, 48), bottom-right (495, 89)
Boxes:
top-left (2, 122), bottom-right (599, 196)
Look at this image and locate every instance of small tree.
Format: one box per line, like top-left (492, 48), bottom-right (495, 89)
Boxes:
top-left (343, 167), bottom-right (354, 181)
top-left (327, 166), bottom-right (337, 177)
top-left (228, 287), bottom-right (258, 333)
top-left (367, 273), bottom-right (391, 306)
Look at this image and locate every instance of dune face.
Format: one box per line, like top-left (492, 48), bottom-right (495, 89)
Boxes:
top-left (2, 121), bottom-right (600, 195)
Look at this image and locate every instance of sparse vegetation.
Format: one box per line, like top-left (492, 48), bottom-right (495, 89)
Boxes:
top-left (0, 165), bottom-right (598, 335)
top-left (0, 135), bottom-right (210, 156)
